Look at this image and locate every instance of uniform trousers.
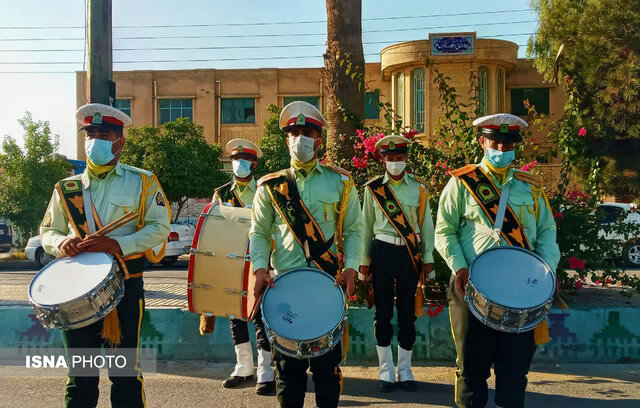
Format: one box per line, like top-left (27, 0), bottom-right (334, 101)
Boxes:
top-left (273, 341), bottom-right (343, 408)
top-left (448, 274), bottom-right (537, 408)
top-left (62, 258), bottom-right (146, 408)
top-left (229, 305), bottom-right (271, 351)
top-left (371, 239), bottom-right (419, 350)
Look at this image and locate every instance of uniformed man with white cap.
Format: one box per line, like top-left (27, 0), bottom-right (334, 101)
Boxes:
top-left (250, 101), bottom-right (363, 408)
top-left (435, 113), bottom-right (560, 408)
top-left (360, 135), bottom-right (435, 393)
top-left (40, 103), bottom-right (171, 407)
top-left (199, 138), bottom-right (275, 395)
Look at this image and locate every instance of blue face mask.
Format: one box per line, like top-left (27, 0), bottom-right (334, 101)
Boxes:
top-left (485, 147), bottom-right (515, 168)
top-left (85, 138), bottom-right (116, 165)
top-left (232, 159), bottom-right (253, 178)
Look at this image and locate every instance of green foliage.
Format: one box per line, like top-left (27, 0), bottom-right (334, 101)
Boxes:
top-left (528, 0), bottom-right (640, 198)
top-left (120, 118), bottom-right (227, 221)
top-left (0, 112), bottom-right (71, 246)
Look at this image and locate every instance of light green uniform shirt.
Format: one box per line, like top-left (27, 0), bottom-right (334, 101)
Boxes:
top-left (40, 162), bottom-right (171, 257)
top-left (212, 178), bottom-right (256, 207)
top-left (361, 172), bottom-right (435, 265)
top-left (435, 159), bottom-right (560, 275)
top-left (250, 162), bottom-right (363, 273)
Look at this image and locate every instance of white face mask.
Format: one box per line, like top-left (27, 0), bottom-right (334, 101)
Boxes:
top-left (386, 161), bottom-right (406, 176)
top-left (288, 135), bottom-right (316, 163)
top-left (232, 159), bottom-right (253, 178)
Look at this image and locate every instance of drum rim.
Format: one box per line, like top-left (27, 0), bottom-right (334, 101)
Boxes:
top-left (468, 245), bottom-right (556, 309)
top-left (28, 252), bottom-right (117, 308)
top-left (262, 267), bottom-right (347, 342)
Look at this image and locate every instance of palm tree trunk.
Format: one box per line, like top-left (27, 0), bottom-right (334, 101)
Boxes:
top-left (324, 0), bottom-right (364, 164)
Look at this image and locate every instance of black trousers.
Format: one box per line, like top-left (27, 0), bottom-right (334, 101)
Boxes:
top-left (62, 259), bottom-right (146, 408)
top-left (448, 276), bottom-right (537, 408)
top-left (371, 239), bottom-right (419, 350)
top-left (229, 305), bottom-right (271, 351)
top-left (273, 342), bottom-right (343, 408)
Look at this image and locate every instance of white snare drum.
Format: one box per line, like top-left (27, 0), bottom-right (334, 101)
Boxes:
top-left (262, 268), bottom-right (347, 359)
top-left (465, 246), bottom-right (555, 333)
top-left (188, 203), bottom-right (257, 320)
top-left (29, 252), bottom-right (123, 330)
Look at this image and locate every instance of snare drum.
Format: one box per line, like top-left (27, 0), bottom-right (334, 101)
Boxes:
top-left (29, 252), bottom-right (124, 330)
top-left (188, 203), bottom-right (257, 320)
top-left (465, 246), bottom-right (555, 333)
top-left (261, 268), bottom-right (347, 359)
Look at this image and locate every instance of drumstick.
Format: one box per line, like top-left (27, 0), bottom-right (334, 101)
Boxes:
top-left (249, 292), bottom-right (264, 321)
top-left (90, 211), bottom-right (138, 237)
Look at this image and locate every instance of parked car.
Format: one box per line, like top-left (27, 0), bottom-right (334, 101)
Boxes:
top-left (150, 223), bottom-right (194, 266)
top-left (0, 224), bottom-right (12, 253)
top-left (25, 235), bottom-right (54, 267)
top-left (26, 223), bottom-right (194, 268)
top-left (596, 203), bottom-right (640, 267)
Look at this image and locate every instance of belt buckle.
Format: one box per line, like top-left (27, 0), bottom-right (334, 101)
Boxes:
top-left (395, 236), bottom-right (403, 246)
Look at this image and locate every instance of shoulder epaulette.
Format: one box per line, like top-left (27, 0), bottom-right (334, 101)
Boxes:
top-left (513, 170), bottom-right (543, 188)
top-left (364, 174), bottom-right (384, 187)
top-left (214, 180), bottom-right (233, 192)
top-left (410, 174), bottom-right (428, 186)
top-left (257, 171), bottom-right (286, 186)
top-left (450, 164), bottom-right (478, 178)
top-left (119, 163), bottom-right (153, 177)
top-left (323, 164), bottom-right (351, 177)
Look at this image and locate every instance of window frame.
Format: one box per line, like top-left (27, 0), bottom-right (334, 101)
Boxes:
top-left (220, 97), bottom-right (257, 125)
top-left (497, 67), bottom-right (505, 112)
top-left (510, 87), bottom-right (550, 116)
top-left (158, 98), bottom-right (194, 125)
top-left (115, 98), bottom-right (132, 119)
top-left (282, 96), bottom-right (320, 109)
top-left (411, 67), bottom-right (425, 133)
top-left (478, 66), bottom-right (489, 116)
top-left (395, 72), bottom-right (405, 127)
top-left (364, 92), bottom-right (381, 120)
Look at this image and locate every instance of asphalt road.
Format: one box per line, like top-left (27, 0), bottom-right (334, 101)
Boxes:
top-left (0, 259), bottom-right (189, 285)
top-left (0, 363), bottom-right (638, 407)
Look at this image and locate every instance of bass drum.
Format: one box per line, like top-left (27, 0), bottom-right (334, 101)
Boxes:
top-left (188, 203), bottom-right (257, 320)
top-left (466, 246), bottom-right (555, 333)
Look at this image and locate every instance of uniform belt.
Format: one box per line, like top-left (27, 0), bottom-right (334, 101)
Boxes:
top-left (375, 233), bottom-right (421, 246)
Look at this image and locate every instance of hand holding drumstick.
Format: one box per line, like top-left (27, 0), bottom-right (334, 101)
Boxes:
top-left (60, 212), bottom-right (138, 257)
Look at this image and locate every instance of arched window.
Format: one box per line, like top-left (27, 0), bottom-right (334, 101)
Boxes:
top-left (411, 68), bottom-right (425, 133)
top-left (395, 72), bottom-right (404, 127)
top-left (478, 66), bottom-right (489, 116)
top-left (497, 67), bottom-right (505, 112)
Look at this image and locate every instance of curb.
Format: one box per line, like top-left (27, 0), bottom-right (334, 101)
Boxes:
top-left (0, 260), bottom-right (38, 270)
top-left (2, 305), bottom-right (639, 364)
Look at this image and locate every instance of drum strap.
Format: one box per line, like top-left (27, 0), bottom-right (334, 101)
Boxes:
top-left (262, 170), bottom-right (340, 277)
top-left (366, 177), bottom-right (422, 275)
top-left (215, 182), bottom-right (244, 207)
top-left (454, 165), bottom-right (532, 250)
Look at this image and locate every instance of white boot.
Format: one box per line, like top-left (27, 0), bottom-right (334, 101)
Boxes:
top-left (256, 348), bottom-right (275, 383)
top-left (230, 342), bottom-right (254, 377)
top-left (397, 346), bottom-right (414, 382)
top-left (376, 345), bottom-right (395, 383)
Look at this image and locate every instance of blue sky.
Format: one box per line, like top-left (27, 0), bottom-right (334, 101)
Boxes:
top-left (0, 0), bottom-right (538, 159)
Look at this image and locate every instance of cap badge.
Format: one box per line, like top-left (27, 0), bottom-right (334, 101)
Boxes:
top-left (237, 145), bottom-right (244, 153)
top-left (92, 112), bottom-right (103, 125)
top-left (500, 124), bottom-right (509, 133)
top-left (389, 141), bottom-right (395, 150)
top-left (296, 114), bottom-right (306, 125)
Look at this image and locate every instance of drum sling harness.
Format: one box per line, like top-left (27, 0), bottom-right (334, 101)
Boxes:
top-left (214, 181), bottom-right (244, 207)
top-left (365, 176), bottom-right (424, 276)
top-left (262, 168), bottom-right (342, 277)
top-left (451, 164), bottom-right (550, 344)
top-left (55, 173), bottom-right (170, 346)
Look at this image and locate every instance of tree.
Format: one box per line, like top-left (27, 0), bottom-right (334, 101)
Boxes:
top-left (120, 118), bottom-right (227, 221)
top-left (0, 113), bottom-right (71, 245)
top-left (323, 0), bottom-right (365, 163)
top-left (528, 0), bottom-right (640, 199)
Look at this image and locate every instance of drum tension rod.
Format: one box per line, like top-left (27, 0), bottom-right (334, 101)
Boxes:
top-left (187, 283), bottom-right (213, 289)
top-left (224, 288), bottom-right (248, 296)
top-left (226, 253), bottom-right (250, 260)
top-left (191, 250), bottom-right (216, 257)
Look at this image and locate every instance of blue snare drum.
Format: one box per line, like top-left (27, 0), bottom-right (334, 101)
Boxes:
top-left (261, 268), bottom-right (347, 359)
top-left (465, 246), bottom-right (555, 333)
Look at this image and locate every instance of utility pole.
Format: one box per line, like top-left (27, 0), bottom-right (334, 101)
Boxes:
top-left (87, 0), bottom-right (113, 104)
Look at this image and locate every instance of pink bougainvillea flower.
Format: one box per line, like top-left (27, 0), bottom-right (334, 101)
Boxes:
top-left (320, 157), bottom-right (328, 165)
top-left (553, 211), bottom-right (564, 220)
top-left (402, 129), bottom-right (418, 139)
top-left (356, 128), bottom-right (366, 141)
top-left (520, 160), bottom-right (539, 172)
top-left (352, 156), bottom-right (368, 169)
top-left (578, 127), bottom-right (587, 137)
top-left (530, 138), bottom-right (536, 144)
top-left (568, 257), bottom-right (586, 270)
